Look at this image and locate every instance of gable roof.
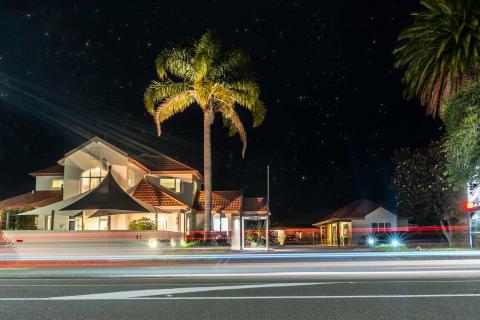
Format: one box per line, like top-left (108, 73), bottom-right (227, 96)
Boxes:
top-left (132, 180), bottom-right (188, 207)
top-left (193, 191), bottom-right (242, 212)
top-left (130, 155), bottom-right (198, 173)
top-left (313, 199), bottom-right (386, 225)
top-left (62, 136), bottom-right (128, 160)
top-left (29, 164), bottom-right (64, 176)
top-left (0, 190), bottom-right (63, 211)
top-left (243, 197), bottom-right (268, 212)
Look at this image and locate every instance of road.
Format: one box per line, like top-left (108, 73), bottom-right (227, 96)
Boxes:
top-left (1, 256), bottom-right (480, 319)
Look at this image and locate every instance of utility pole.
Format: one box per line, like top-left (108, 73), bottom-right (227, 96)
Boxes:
top-left (266, 165), bottom-right (270, 251)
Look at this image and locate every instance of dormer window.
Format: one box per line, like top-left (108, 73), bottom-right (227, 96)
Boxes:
top-left (159, 178), bottom-right (182, 193)
top-left (51, 179), bottom-right (64, 189)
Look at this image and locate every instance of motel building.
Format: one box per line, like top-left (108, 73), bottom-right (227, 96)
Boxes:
top-left (0, 137), bottom-right (268, 247)
top-left (312, 199), bottom-right (409, 247)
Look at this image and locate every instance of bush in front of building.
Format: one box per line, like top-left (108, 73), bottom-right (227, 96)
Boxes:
top-left (0, 207), bottom-right (37, 230)
top-left (128, 217), bottom-right (155, 231)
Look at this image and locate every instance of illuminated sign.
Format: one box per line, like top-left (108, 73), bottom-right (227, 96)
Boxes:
top-left (467, 182), bottom-right (480, 209)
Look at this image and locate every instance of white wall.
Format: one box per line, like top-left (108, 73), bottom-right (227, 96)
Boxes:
top-left (365, 207), bottom-right (398, 228)
top-left (36, 214), bottom-right (69, 231)
top-left (63, 140), bottom-right (133, 199)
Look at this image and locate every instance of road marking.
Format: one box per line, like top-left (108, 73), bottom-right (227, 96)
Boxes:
top-left (133, 294), bottom-right (480, 300)
top-left (110, 270), bottom-right (480, 278)
top-left (2, 293), bottom-right (480, 301)
top-left (0, 282), bottom-right (321, 300)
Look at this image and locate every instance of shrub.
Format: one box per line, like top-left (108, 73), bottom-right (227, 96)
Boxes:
top-left (0, 207), bottom-right (36, 230)
top-left (128, 217), bottom-right (155, 230)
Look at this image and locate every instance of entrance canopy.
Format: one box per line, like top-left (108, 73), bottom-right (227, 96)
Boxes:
top-left (18, 192), bottom-right (87, 217)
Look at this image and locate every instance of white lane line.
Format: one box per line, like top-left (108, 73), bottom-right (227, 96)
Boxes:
top-left (43, 282), bottom-right (322, 300)
top-left (2, 293), bottom-right (480, 301)
top-left (133, 294), bottom-right (480, 300)
top-left (110, 270), bottom-right (480, 278)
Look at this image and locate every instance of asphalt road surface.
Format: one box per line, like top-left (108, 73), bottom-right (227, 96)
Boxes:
top-left (1, 258), bottom-right (480, 320)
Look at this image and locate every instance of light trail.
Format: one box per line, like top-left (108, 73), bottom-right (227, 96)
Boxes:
top-left (3, 251), bottom-right (480, 261)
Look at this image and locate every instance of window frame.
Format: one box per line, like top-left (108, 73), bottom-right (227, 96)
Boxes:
top-left (80, 168), bottom-right (108, 193)
top-left (159, 177), bottom-right (182, 193)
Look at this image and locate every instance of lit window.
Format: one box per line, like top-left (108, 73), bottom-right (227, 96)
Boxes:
top-left (80, 168), bottom-right (107, 193)
top-left (159, 178), bottom-right (182, 193)
top-left (158, 216), bottom-right (168, 231)
top-left (99, 216), bottom-right (109, 230)
top-left (51, 179), bottom-right (63, 189)
top-left (213, 217), bottom-right (228, 231)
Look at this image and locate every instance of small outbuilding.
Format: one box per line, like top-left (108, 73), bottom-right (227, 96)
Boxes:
top-left (312, 199), bottom-right (409, 246)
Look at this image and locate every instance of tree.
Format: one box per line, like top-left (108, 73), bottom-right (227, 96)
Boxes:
top-left (394, 0), bottom-right (480, 117)
top-left (0, 207), bottom-right (36, 230)
top-left (392, 142), bottom-right (463, 246)
top-left (442, 82), bottom-right (480, 189)
top-left (144, 30), bottom-right (265, 233)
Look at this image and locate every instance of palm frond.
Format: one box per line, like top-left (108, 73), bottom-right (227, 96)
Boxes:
top-left (155, 48), bottom-right (195, 81)
top-left (143, 81), bottom-right (189, 115)
top-left (218, 105), bottom-right (248, 158)
top-left (193, 30), bottom-right (221, 83)
top-left (154, 92), bottom-right (195, 136)
top-left (394, 0), bottom-right (480, 117)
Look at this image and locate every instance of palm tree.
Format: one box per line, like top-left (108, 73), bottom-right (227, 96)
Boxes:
top-left (144, 30), bottom-right (265, 234)
top-left (394, 0), bottom-right (480, 117)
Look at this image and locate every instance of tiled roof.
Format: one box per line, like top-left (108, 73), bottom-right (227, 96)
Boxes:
top-left (0, 190), bottom-right (63, 211)
top-left (193, 191), bottom-right (241, 212)
top-left (29, 164), bottom-right (64, 176)
top-left (130, 155), bottom-right (197, 172)
top-left (243, 197), bottom-right (268, 212)
top-left (132, 180), bottom-right (187, 207)
top-left (313, 199), bottom-right (385, 225)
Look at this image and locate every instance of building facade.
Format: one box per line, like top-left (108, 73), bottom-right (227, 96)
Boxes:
top-left (0, 137), bottom-right (267, 238)
top-left (312, 199), bottom-right (409, 246)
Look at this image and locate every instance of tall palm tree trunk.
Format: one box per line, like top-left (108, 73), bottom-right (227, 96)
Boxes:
top-left (203, 110), bottom-right (213, 238)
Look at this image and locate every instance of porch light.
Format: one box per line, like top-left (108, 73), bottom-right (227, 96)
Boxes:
top-left (391, 239), bottom-right (400, 247)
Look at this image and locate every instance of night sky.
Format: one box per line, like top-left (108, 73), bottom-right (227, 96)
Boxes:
top-left (0, 1), bottom-right (443, 225)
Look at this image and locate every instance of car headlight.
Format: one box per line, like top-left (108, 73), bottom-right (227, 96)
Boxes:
top-left (367, 237), bottom-right (376, 246)
top-left (391, 239), bottom-right (400, 247)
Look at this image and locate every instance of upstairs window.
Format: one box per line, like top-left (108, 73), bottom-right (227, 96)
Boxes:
top-left (51, 179), bottom-right (64, 189)
top-left (159, 178), bottom-right (182, 193)
top-left (81, 167), bottom-right (107, 193)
